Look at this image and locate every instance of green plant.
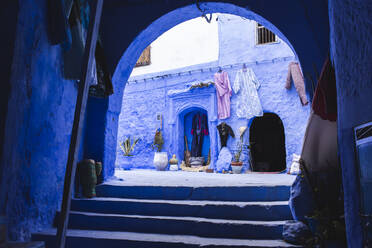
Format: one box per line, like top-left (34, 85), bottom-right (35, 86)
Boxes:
top-left (234, 127), bottom-right (249, 162)
top-left (120, 136), bottom-right (140, 156)
top-left (151, 129), bottom-right (164, 152)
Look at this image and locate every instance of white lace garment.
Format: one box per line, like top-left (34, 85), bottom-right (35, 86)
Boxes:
top-left (233, 68), bottom-right (263, 119)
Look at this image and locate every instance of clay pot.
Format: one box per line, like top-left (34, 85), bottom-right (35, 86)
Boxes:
top-left (95, 162), bottom-right (102, 176)
top-left (231, 161), bottom-right (243, 174)
top-left (78, 159), bottom-right (97, 198)
top-left (154, 152), bottom-right (168, 171)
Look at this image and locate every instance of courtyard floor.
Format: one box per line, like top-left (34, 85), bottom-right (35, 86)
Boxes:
top-left (110, 169), bottom-right (296, 187)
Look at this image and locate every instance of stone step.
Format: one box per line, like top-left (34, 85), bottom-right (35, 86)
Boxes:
top-left (32, 228), bottom-right (301, 248)
top-left (71, 198), bottom-right (292, 221)
top-left (96, 184), bottom-right (290, 201)
top-left (61, 211), bottom-right (285, 239)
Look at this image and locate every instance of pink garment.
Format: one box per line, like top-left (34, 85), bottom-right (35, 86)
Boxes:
top-left (285, 62), bottom-right (308, 106)
top-left (214, 71), bottom-right (232, 119)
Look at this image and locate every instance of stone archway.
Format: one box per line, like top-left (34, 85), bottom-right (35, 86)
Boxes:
top-left (99, 2), bottom-right (315, 180)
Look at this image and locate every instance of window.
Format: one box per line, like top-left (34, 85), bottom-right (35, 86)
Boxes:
top-left (256, 23), bottom-right (277, 45)
top-left (135, 46), bottom-right (151, 67)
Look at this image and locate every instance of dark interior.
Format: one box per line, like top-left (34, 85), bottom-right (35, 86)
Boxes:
top-left (249, 112), bottom-right (286, 172)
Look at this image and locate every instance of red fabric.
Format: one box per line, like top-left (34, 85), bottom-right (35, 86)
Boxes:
top-left (312, 56), bottom-right (337, 122)
top-left (191, 114), bottom-right (209, 135)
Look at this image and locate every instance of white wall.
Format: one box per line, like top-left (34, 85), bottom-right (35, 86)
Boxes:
top-left (131, 16), bottom-right (219, 76)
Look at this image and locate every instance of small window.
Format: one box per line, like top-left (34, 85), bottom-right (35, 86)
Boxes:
top-left (135, 46), bottom-right (151, 67)
top-left (256, 23), bottom-right (277, 45)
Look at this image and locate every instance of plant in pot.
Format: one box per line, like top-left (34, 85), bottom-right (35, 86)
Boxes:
top-left (231, 127), bottom-right (248, 174)
top-left (152, 129), bottom-right (168, 170)
top-left (120, 136), bottom-right (140, 156)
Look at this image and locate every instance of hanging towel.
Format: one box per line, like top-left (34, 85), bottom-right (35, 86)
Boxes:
top-left (285, 62), bottom-right (308, 106)
top-left (214, 71), bottom-right (232, 119)
top-left (233, 68), bottom-right (263, 119)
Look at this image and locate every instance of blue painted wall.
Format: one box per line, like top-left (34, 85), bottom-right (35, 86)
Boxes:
top-left (116, 16), bottom-right (310, 170)
top-left (0, 0), bottom-right (80, 240)
top-left (329, 0), bottom-right (372, 246)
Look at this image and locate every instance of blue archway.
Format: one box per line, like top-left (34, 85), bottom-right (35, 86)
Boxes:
top-left (96, 1), bottom-right (326, 179)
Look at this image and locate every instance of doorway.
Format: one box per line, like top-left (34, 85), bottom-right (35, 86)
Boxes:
top-left (249, 112), bottom-right (286, 172)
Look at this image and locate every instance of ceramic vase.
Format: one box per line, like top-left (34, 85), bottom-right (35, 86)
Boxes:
top-left (154, 152), bottom-right (168, 171)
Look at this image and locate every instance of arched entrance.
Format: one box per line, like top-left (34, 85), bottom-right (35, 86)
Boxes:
top-left (249, 112), bottom-right (286, 172)
top-left (88, 0), bottom-right (330, 180)
top-left (101, 3), bottom-right (305, 178)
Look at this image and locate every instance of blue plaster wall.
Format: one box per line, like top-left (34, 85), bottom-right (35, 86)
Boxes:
top-left (116, 16), bottom-right (310, 170)
top-left (329, 0), bottom-right (372, 246)
top-left (0, 0), bottom-right (79, 240)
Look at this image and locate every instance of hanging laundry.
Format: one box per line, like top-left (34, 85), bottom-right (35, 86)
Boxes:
top-left (233, 68), bottom-right (263, 119)
top-left (285, 62), bottom-right (309, 106)
top-left (191, 112), bottom-right (209, 157)
top-left (217, 122), bottom-right (235, 148)
top-left (311, 56), bottom-right (337, 122)
top-left (214, 71), bottom-right (232, 119)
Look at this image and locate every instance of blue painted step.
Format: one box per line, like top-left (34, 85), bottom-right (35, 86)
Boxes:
top-left (63, 211), bottom-right (284, 239)
top-left (96, 184), bottom-right (290, 201)
top-left (32, 229), bottom-right (301, 248)
top-left (71, 198), bottom-right (292, 221)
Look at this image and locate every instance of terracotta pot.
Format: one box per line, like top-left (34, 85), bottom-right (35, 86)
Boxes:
top-left (231, 161), bottom-right (243, 174)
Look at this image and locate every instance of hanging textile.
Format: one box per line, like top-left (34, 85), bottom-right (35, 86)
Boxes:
top-left (311, 56), bottom-right (337, 122)
top-left (63, 0), bottom-right (84, 79)
top-left (285, 62), bottom-right (309, 106)
top-left (47, 0), bottom-right (71, 47)
top-left (233, 68), bottom-right (263, 119)
top-left (191, 112), bottom-right (209, 157)
top-left (217, 122), bottom-right (235, 148)
top-left (214, 71), bottom-right (232, 119)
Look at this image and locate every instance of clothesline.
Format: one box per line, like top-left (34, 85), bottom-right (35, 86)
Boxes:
top-left (127, 56), bottom-right (295, 84)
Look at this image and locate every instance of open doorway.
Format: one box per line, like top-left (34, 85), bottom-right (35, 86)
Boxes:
top-left (249, 112), bottom-right (286, 172)
top-left (183, 109), bottom-right (210, 166)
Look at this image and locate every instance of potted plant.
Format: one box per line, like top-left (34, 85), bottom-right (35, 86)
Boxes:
top-left (120, 136), bottom-right (140, 156)
top-left (152, 129), bottom-right (168, 170)
top-left (231, 127), bottom-right (248, 174)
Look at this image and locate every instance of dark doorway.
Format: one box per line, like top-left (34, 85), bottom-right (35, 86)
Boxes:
top-left (249, 112), bottom-right (286, 172)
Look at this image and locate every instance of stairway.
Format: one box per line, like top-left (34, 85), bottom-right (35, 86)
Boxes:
top-left (32, 180), bottom-right (299, 247)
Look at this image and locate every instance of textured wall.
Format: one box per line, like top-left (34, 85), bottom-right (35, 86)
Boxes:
top-left (116, 58), bottom-right (310, 170)
top-left (0, 0), bottom-right (78, 240)
top-left (218, 14), bottom-right (294, 66)
top-left (329, 0), bottom-right (372, 246)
